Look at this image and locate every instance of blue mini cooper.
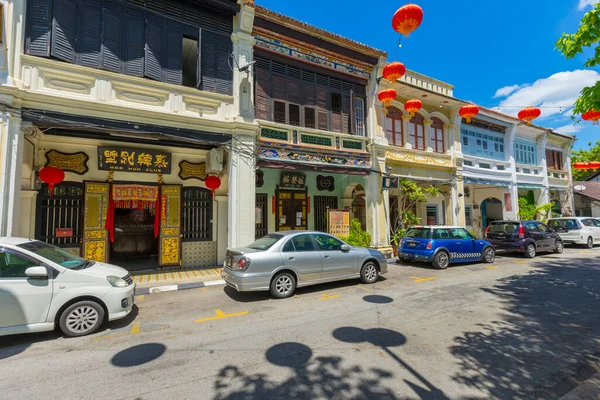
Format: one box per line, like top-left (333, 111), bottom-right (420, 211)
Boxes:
top-left (398, 226), bottom-right (495, 269)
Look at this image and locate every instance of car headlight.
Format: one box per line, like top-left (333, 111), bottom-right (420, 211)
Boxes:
top-left (107, 275), bottom-right (128, 288)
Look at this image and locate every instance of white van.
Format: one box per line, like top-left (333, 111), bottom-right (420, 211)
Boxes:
top-left (547, 218), bottom-right (600, 248)
top-left (0, 237), bottom-right (135, 337)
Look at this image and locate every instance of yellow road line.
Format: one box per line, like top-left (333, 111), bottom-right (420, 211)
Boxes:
top-left (201, 287), bottom-right (208, 293)
top-left (487, 266), bottom-right (499, 269)
top-left (93, 332), bottom-right (130, 342)
top-left (136, 295), bottom-right (145, 301)
top-left (320, 293), bottom-right (341, 300)
top-left (515, 260), bottom-right (529, 264)
top-left (195, 309), bottom-right (248, 323)
top-left (130, 322), bottom-right (140, 334)
top-left (410, 276), bottom-right (436, 283)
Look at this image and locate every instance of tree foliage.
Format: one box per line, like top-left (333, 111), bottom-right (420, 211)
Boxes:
top-left (555, 3), bottom-right (600, 115)
top-left (340, 218), bottom-right (372, 248)
top-left (390, 179), bottom-right (440, 230)
top-left (571, 140), bottom-right (600, 180)
top-left (517, 191), bottom-right (554, 222)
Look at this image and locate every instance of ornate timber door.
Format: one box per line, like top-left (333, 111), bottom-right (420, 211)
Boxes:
top-left (159, 185), bottom-right (182, 267)
top-left (276, 188), bottom-right (308, 231)
top-left (82, 182), bottom-right (110, 263)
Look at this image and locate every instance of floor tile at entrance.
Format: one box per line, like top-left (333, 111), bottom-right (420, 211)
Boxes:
top-left (131, 266), bottom-right (222, 288)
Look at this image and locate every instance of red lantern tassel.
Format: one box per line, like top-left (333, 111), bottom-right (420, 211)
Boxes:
top-left (105, 185), bottom-right (115, 243)
top-left (154, 188), bottom-right (161, 238)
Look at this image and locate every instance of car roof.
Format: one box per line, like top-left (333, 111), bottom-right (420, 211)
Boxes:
top-left (270, 231), bottom-right (331, 236)
top-left (410, 226), bottom-right (466, 229)
top-left (0, 237), bottom-right (38, 246)
top-left (548, 217), bottom-right (594, 220)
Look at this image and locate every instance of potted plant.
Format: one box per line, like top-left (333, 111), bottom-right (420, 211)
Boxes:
top-left (390, 228), bottom-right (405, 257)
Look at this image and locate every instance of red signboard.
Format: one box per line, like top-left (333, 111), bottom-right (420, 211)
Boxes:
top-left (55, 228), bottom-right (73, 237)
top-left (504, 193), bottom-right (512, 212)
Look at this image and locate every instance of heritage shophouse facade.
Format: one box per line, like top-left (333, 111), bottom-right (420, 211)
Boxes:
top-left (0, 0), bottom-right (258, 269)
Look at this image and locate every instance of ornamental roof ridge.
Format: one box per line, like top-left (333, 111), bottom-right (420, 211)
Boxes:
top-left (253, 4), bottom-right (387, 58)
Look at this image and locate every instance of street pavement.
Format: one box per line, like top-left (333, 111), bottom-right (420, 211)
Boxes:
top-left (1, 247), bottom-right (600, 399)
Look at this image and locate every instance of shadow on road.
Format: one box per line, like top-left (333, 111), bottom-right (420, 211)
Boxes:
top-left (451, 256), bottom-right (600, 399)
top-left (363, 295), bottom-right (394, 304)
top-left (111, 343), bottom-right (166, 367)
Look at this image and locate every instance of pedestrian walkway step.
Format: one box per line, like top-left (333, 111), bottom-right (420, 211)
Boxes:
top-left (131, 266), bottom-right (222, 288)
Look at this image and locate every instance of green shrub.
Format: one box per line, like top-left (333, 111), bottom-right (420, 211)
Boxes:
top-left (339, 218), bottom-right (372, 247)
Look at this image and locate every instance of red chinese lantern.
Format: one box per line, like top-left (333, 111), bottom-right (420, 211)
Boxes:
top-left (382, 62), bottom-right (406, 83)
top-left (459, 104), bottom-right (479, 123)
top-left (392, 4), bottom-right (424, 37)
top-left (378, 88), bottom-right (397, 108)
top-left (572, 162), bottom-right (587, 169)
top-left (582, 110), bottom-right (600, 125)
top-left (205, 175), bottom-right (221, 196)
top-left (518, 106), bottom-right (541, 125)
top-left (404, 99), bottom-right (422, 117)
top-left (590, 161), bottom-right (600, 169)
top-left (39, 167), bottom-right (65, 197)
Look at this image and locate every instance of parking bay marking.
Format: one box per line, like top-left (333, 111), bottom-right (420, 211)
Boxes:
top-left (319, 293), bottom-right (341, 300)
top-left (195, 309), bottom-right (248, 323)
top-left (410, 276), bottom-right (436, 283)
top-left (93, 322), bottom-right (169, 342)
top-left (487, 265), bottom-right (499, 269)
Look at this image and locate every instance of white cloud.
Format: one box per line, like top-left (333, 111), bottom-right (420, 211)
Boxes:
top-left (495, 70), bottom-right (600, 119)
top-left (554, 123), bottom-right (583, 135)
top-left (493, 84), bottom-right (521, 98)
top-left (578, 0), bottom-right (599, 10)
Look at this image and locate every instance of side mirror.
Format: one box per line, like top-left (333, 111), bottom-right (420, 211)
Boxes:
top-left (25, 266), bottom-right (48, 279)
top-left (548, 228), bottom-right (555, 233)
top-left (341, 244), bottom-right (351, 252)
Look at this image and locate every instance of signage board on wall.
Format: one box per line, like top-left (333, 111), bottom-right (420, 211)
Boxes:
top-left (382, 176), bottom-right (399, 189)
top-left (98, 146), bottom-right (172, 174)
top-left (327, 209), bottom-right (350, 237)
top-left (504, 193), bottom-right (512, 212)
top-left (280, 173), bottom-right (306, 189)
top-left (55, 228), bottom-right (73, 237)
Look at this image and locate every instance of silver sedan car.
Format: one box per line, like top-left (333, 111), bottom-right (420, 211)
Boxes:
top-left (222, 231), bottom-right (388, 298)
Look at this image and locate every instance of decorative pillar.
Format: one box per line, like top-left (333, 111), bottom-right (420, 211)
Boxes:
top-left (232, 4), bottom-right (256, 121)
top-left (443, 124), bottom-right (454, 155)
top-left (227, 132), bottom-right (257, 248)
top-left (424, 120), bottom-right (432, 152)
top-left (538, 132), bottom-right (550, 207)
top-left (450, 110), bottom-right (463, 156)
top-left (401, 115), bottom-right (412, 149)
top-left (505, 124), bottom-right (519, 220)
top-left (0, 111), bottom-right (25, 236)
top-left (366, 147), bottom-right (391, 255)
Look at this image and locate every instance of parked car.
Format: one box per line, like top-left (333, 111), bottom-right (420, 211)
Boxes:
top-left (222, 231), bottom-right (388, 298)
top-left (547, 217), bottom-right (600, 248)
top-left (0, 237), bottom-right (136, 337)
top-left (485, 220), bottom-right (564, 258)
top-left (397, 226), bottom-right (495, 269)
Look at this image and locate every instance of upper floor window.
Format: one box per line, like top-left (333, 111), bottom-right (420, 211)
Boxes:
top-left (25, 0), bottom-right (234, 95)
top-left (385, 107), bottom-right (403, 146)
top-left (429, 118), bottom-right (445, 153)
top-left (254, 57), bottom-right (367, 135)
top-left (461, 128), bottom-right (505, 160)
top-left (514, 140), bottom-right (537, 165)
top-left (409, 114), bottom-right (425, 150)
top-left (546, 149), bottom-right (564, 171)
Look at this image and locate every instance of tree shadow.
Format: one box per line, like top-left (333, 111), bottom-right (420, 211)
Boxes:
top-left (451, 256), bottom-right (600, 399)
top-left (213, 341), bottom-right (399, 399)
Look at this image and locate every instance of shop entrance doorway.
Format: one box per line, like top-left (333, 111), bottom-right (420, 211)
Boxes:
top-left (276, 187), bottom-right (308, 231)
top-left (110, 207), bottom-right (159, 271)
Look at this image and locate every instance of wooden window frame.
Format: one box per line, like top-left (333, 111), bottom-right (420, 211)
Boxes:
top-left (409, 114), bottom-right (425, 151)
top-left (430, 118), bottom-right (445, 153)
top-left (385, 107), bottom-right (403, 147)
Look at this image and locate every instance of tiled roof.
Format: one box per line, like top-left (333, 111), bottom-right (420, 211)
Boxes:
top-left (575, 181), bottom-right (600, 201)
top-left (479, 106), bottom-right (575, 140)
top-left (252, 4), bottom-right (387, 58)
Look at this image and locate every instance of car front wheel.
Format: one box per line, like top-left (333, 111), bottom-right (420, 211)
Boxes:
top-left (482, 247), bottom-right (495, 263)
top-left (360, 262), bottom-right (379, 284)
top-left (270, 272), bottom-right (296, 299)
top-left (433, 251), bottom-right (450, 269)
top-left (524, 243), bottom-right (536, 258)
top-left (59, 300), bottom-right (105, 337)
top-left (555, 240), bottom-right (564, 254)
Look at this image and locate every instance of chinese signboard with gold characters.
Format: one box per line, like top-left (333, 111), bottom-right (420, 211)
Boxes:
top-left (98, 146), bottom-right (172, 174)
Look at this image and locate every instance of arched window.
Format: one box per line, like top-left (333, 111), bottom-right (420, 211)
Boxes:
top-left (429, 118), bottom-right (445, 153)
top-left (409, 114), bottom-right (425, 150)
top-left (385, 107), bottom-right (403, 147)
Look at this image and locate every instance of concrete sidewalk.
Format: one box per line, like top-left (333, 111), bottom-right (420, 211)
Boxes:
top-left (560, 373), bottom-right (600, 400)
top-left (131, 266), bottom-right (225, 295)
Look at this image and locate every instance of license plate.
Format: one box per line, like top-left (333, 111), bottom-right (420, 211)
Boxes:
top-left (408, 242), bottom-right (417, 247)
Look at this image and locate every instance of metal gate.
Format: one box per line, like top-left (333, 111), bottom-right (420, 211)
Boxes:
top-left (255, 193), bottom-right (268, 239)
top-left (314, 196), bottom-right (338, 232)
top-left (35, 182), bottom-right (84, 248)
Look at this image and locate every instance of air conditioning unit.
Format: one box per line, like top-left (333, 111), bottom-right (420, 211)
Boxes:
top-left (206, 148), bottom-right (224, 174)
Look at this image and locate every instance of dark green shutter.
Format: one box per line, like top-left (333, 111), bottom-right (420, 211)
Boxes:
top-left (164, 21), bottom-right (182, 85)
top-left (78, 0), bottom-right (102, 68)
top-left (215, 33), bottom-right (232, 95)
top-left (200, 30), bottom-right (216, 92)
top-left (26, 0), bottom-right (53, 56)
top-left (51, 0), bottom-right (78, 62)
top-left (124, 7), bottom-right (145, 77)
top-left (101, 3), bottom-right (124, 72)
top-left (144, 14), bottom-right (163, 81)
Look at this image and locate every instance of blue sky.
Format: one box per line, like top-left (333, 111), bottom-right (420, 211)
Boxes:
top-left (257, 0), bottom-right (600, 150)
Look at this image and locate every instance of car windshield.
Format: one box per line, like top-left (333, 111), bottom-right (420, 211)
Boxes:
top-left (247, 234), bottom-right (283, 251)
top-left (489, 223), bottom-right (519, 233)
top-left (405, 228), bottom-right (431, 239)
top-left (17, 241), bottom-right (89, 269)
top-left (548, 219), bottom-right (572, 229)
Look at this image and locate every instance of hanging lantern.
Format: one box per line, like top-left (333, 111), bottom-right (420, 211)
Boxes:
top-left (392, 4), bottom-right (424, 37)
top-left (205, 175), bottom-right (221, 196)
top-left (39, 167), bottom-right (65, 197)
top-left (378, 88), bottom-right (397, 112)
top-left (589, 161), bottom-right (600, 169)
top-left (582, 110), bottom-right (600, 125)
top-left (382, 62), bottom-right (406, 83)
top-left (404, 99), bottom-right (422, 117)
top-left (459, 104), bottom-right (479, 123)
top-left (572, 162), bottom-right (588, 169)
top-left (518, 106), bottom-right (541, 125)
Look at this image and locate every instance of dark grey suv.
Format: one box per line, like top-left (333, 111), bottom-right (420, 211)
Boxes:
top-left (485, 220), bottom-right (564, 258)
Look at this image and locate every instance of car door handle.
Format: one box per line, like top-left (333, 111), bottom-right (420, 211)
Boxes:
top-left (288, 257), bottom-right (295, 260)
top-left (323, 255), bottom-right (330, 259)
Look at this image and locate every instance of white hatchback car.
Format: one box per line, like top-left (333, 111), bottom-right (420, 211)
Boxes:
top-left (0, 237), bottom-right (135, 337)
top-left (547, 217), bottom-right (600, 248)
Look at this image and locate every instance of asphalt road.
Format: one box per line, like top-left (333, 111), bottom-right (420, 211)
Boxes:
top-left (2, 247), bottom-right (600, 400)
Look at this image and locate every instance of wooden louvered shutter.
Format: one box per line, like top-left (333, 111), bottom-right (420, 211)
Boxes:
top-left (124, 7), bottom-right (145, 77)
top-left (144, 14), bottom-right (164, 81)
top-left (101, 2), bottom-right (123, 72)
top-left (51, 0), bottom-right (78, 63)
top-left (317, 87), bottom-right (328, 131)
top-left (26, 0), bottom-right (53, 56)
top-left (164, 21), bottom-right (183, 85)
top-left (545, 149), bottom-right (554, 170)
top-left (271, 75), bottom-right (286, 101)
top-left (287, 79), bottom-right (300, 104)
top-left (342, 93), bottom-right (351, 134)
top-left (255, 67), bottom-right (270, 120)
top-left (78, 0), bottom-right (102, 68)
top-left (302, 82), bottom-right (315, 106)
top-left (215, 34), bottom-right (233, 95)
top-left (350, 90), bottom-right (357, 135)
top-left (200, 30), bottom-right (217, 92)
